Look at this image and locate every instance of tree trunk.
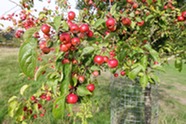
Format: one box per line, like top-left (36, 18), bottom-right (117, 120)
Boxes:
top-left (144, 84), bottom-right (152, 124)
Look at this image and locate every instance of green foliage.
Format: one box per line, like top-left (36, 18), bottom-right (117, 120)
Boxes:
top-left (19, 38), bottom-right (37, 78)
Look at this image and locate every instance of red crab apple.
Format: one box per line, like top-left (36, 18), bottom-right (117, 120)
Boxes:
top-left (137, 20), bottom-right (145, 26)
top-left (122, 18), bottom-right (131, 26)
top-left (78, 76), bottom-right (85, 83)
top-left (60, 44), bottom-right (69, 52)
top-left (92, 70), bottom-right (99, 77)
top-left (114, 73), bottom-right (118, 77)
top-left (87, 30), bottom-right (94, 37)
top-left (68, 11), bottom-right (76, 20)
top-left (107, 58), bottom-right (119, 68)
top-left (41, 47), bottom-right (50, 54)
top-left (66, 94), bottom-right (78, 104)
top-left (46, 96), bottom-right (51, 101)
top-left (94, 55), bottom-right (104, 65)
top-left (70, 24), bottom-right (79, 33)
top-left (103, 56), bottom-right (109, 62)
top-left (106, 18), bottom-right (116, 29)
top-left (62, 58), bottom-right (70, 64)
top-left (87, 84), bottom-right (95, 92)
top-left (30, 96), bottom-right (36, 101)
top-left (79, 24), bottom-right (89, 33)
top-left (177, 16), bottom-right (185, 21)
top-left (40, 113), bottom-right (45, 117)
top-left (59, 33), bottom-right (71, 44)
top-left (120, 71), bottom-right (126, 76)
top-left (41, 24), bottom-right (50, 34)
top-left (71, 37), bottom-right (80, 46)
top-left (182, 11), bottom-right (186, 18)
top-left (132, 3), bottom-right (138, 9)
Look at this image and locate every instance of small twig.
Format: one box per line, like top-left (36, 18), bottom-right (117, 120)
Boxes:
top-left (9, 0), bottom-right (24, 9)
top-left (1, 5), bottom-right (18, 16)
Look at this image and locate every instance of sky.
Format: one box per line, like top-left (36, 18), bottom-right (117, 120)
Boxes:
top-left (0, 0), bottom-right (78, 28)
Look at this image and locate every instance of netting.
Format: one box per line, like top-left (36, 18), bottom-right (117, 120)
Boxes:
top-left (110, 76), bottom-right (159, 124)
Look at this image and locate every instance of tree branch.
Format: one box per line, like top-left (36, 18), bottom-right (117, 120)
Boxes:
top-left (8, 0), bottom-right (24, 9)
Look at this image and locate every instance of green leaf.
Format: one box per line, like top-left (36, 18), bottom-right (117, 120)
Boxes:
top-left (8, 100), bottom-right (18, 117)
top-left (62, 21), bottom-right (69, 31)
top-left (8, 96), bottom-right (17, 103)
top-left (152, 64), bottom-right (165, 72)
top-left (110, 3), bottom-right (117, 15)
top-left (90, 66), bottom-right (100, 71)
top-left (146, 0), bottom-right (153, 5)
top-left (128, 64), bottom-right (142, 79)
top-left (52, 96), bottom-right (66, 119)
top-left (93, 19), bottom-right (105, 28)
top-left (140, 74), bottom-right (148, 88)
top-left (34, 64), bottom-right (49, 81)
top-left (61, 63), bottom-right (72, 96)
top-left (81, 46), bottom-right (94, 56)
top-left (141, 55), bottom-right (148, 69)
top-left (131, 21), bottom-right (136, 29)
top-left (23, 27), bottom-right (39, 41)
top-left (77, 86), bottom-right (92, 96)
top-left (54, 16), bottom-right (62, 30)
top-left (47, 79), bottom-right (58, 96)
top-left (19, 38), bottom-right (37, 78)
top-left (144, 44), bottom-right (160, 62)
top-left (20, 84), bottom-right (29, 96)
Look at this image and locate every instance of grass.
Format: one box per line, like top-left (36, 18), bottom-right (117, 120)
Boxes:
top-left (0, 47), bottom-right (186, 124)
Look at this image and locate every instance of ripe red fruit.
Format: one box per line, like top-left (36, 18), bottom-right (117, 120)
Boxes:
top-left (106, 18), bottom-right (116, 29)
top-left (78, 76), bottom-right (85, 83)
top-left (177, 16), bottom-right (184, 21)
top-left (79, 24), bottom-right (89, 33)
top-left (181, 11), bottom-right (186, 18)
top-left (46, 96), bottom-right (51, 101)
top-left (132, 3), bottom-right (138, 9)
top-left (30, 96), bottom-right (36, 101)
top-left (122, 18), bottom-right (131, 26)
top-left (60, 44), bottom-right (69, 52)
top-left (38, 104), bottom-right (42, 109)
top-left (62, 58), bottom-right (70, 64)
top-left (23, 106), bottom-right (28, 111)
top-left (120, 71), bottom-right (126, 76)
top-left (33, 32), bottom-right (40, 38)
top-left (127, 0), bottom-right (133, 4)
top-left (41, 24), bottom-right (50, 34)
top-left (87, 30), bottom-right (94, 37)
top-left (107, 58), bottom-right (119, 68)
top-left (40, 113), bottom-right (45, 117)
top-left (154, 61), bottom-right (159, 65)
top-left (70, 24), bottom-right (79, 33)
top-left (40, 93), bottom-right (46, 99)
top-left (94, 55), bottom-right (104, 65)
top-left (15, 30), bottom-right (24, 38)
top-left (39, 41), bottom-right (47, 50)
top-left (87, 84), bottom-right (95, 92)
top-left (72, 59), bottom-right (78, 64)
top-left (33, 114), bottom-right (37, 119)
top-left (41, 47), bottom-right (50, 54)
top-left (66, 94), bottom-right (78, 104)
top-left (68, 11), bottom-right (76, 20)
top-left (92, 70), bottom-right (99, 77)
top-left (103, 56), bottom-right (109, 62)
top-left (59, 33), bottom-right (71, 44)
top-left (137, 20), bottom-right (145, 26)
top-left (114, 73), bottom-right (118, 77)
top-left (71, 37), bottom-right (80, 46)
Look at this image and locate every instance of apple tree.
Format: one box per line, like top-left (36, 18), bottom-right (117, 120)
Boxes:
top-left (2, 0), bottom-right (185, 124)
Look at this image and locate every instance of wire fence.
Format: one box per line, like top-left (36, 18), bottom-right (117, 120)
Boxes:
top-left (110, 76), bottom-right (159, 124)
